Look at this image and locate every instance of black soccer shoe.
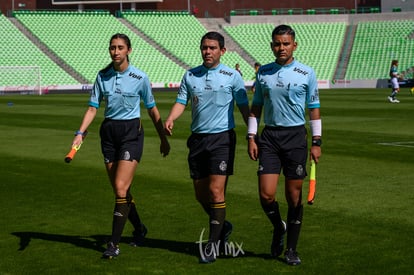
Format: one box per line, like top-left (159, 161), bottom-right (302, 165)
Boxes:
top-left (199, 242), bottom-right (217, 264)
top-left (284, 248), bottom-right (301, 265)
top-left (130, 224), bottom-right (148, 247)
top-left (102, 242), bottom-right (120, 259)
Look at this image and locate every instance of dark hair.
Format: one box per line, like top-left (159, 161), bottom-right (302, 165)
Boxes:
top-left (200, 31), bottom-right (225, 49)
top-left (109, 33), bottom-right (131, 62)
top-left (254, 62), bottom-right (261, 67)
top-left (272, 24), bottom-right (296, 40)
top-left (110, 33), bottom-right (131, 49)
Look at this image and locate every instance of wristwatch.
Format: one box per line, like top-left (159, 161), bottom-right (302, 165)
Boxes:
top-left (312, 139), bottom-right (322, 146)
top-left (246, 134), bottom-right (256, 140)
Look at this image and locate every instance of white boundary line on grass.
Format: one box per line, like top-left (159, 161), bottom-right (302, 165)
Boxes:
top-left (377, 141), bottom-right (414, 148)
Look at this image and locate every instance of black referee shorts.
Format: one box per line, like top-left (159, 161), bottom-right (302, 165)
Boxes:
top-left (100, 118), bottom-right (144, 163)
top-left (257, 125), bottom-right (308, 179)
top-left (187, 129), bottom-right (236, 179)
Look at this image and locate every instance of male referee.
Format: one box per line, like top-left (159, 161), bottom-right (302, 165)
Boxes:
top-left (247, 24), bottom-right (322, 265)
top-left (165, 31), bottom-right (249, 263)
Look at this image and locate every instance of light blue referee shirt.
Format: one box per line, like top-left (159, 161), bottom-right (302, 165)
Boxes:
top-left (89, 64), bottom-right (155, 120)
top-left (252, 60), bottom-right (320, 127)
top-left (176, 63), bottom-right (249, 134)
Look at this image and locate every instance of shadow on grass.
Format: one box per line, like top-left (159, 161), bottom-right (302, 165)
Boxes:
top-left (11, 232), bottom-right (260, 260)
top-left (11, 232), bottom-right (107, 253)
top-left (11, 232), bottom-right (199, 256)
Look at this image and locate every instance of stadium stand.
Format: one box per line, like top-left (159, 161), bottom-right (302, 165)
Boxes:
top-left (122, 11), bottom-right (204, 68)
top-left (121, 10), bottom-right (255, 81)
top-left (0, 13), bottom-right (78, 87)
top-left (13, 10), bottom-right (186, 84)
top-left (1, 10), bottom-right (413, 90)
top-left (224, 22), bottom-right (346, 80)
top-left (346, 20), bottom-right (414, 79)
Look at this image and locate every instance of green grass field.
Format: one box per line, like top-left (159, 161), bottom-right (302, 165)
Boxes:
top-left (0, 88), bottom-right (413, 274)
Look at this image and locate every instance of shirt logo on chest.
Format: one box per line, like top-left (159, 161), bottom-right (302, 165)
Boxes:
top-left (129, 72), bottom-right (142, 80)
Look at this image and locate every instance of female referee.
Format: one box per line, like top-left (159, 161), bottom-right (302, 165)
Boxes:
top-left (71, 33), bottom-right (170, 259)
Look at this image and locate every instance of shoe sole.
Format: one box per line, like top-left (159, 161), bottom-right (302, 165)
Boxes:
top-left (199, 257), bottom-right (216, 264)
top-left (102, 251), bottom-right (119, 259)
top-left (102, 255), bottom-right (117, 259)
top-left (286, 260), bottom-right (301, 266)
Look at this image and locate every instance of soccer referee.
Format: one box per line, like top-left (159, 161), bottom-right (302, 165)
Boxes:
top-left (247, 24), bottom-right (322, 266)
top-left (165, 31), bottom-right (249, 264)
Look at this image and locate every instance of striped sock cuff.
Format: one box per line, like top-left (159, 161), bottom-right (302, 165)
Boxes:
top-left (126, 193), bottom-right (136, 204)
top-left (210, 201), bottom-right (226, 209)
top-left (116, 197), bottom-right (128, 204)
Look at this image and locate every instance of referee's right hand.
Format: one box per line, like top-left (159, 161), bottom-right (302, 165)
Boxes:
top-left (72, 134), bottom-right (83, 148)
top-left (164, 120), bottom-right (174, 136)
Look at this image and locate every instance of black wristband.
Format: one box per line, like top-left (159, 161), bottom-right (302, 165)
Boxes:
top-left (312, 139), bottom-right (322, 146)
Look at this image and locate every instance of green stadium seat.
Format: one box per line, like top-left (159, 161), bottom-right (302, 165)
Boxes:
top-left (13, 10), bottom-right (186, 84)
top-left (346, 20), bottom-right (414, 79)
top-left (224, 22), bottom-right (346, 80)
top-left (121, 11), bottom-right (253, 80)
top-left (0, 12), bottom-right (78, 86)
top-left (370, 7), bottom-right (380, 13)
top-left (5, 10), bottom-right (414, 85)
